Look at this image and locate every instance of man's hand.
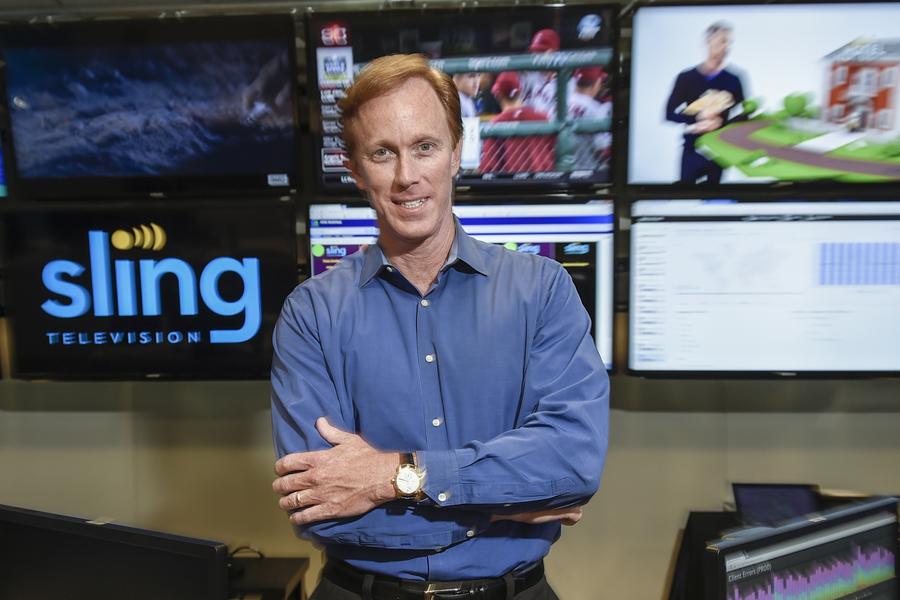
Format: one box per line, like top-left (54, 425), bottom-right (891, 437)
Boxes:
top-left (491, 507), bottom-right (583, 526)
top-left (688, 116), bottom-right (724, 134)
top-left (273, 418), bottom-right (399, 526)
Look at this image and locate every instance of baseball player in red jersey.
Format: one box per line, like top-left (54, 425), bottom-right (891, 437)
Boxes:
top-left (479, 71), bottom-right (556, 174)
top-left (567, 66), bottom-right (612, 169)
top-left (520, 29), bottom-right (561, 119)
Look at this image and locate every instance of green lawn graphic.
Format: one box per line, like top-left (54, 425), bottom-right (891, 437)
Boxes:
top-left (698, 118), bottom-right (899, 183)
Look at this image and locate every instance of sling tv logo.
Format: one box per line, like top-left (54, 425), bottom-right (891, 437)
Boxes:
top-left (41, 224), bottom-right (261, 345)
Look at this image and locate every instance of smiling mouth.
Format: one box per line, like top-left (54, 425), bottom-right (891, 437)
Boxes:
top-left (395, 197), bottom-right (427, 209)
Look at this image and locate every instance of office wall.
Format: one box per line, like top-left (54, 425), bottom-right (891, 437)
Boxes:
top-left (2, 377), bottom-right (899, 599)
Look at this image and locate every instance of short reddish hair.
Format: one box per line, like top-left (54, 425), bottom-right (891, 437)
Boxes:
top-left (338, 54), bottom-right (463, 157)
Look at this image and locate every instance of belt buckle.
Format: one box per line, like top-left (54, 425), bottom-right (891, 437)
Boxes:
top-left (424, 582), bottom-right (466, 599)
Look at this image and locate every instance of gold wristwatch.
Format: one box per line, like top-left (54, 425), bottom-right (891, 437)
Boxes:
top-left (392, 451), bottom-right (426, 500)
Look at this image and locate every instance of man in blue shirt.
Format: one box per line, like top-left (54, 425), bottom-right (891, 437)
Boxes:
top-left (271, 54), bottom-right (609, 600)
top-left (665, 22), bottom-right (746, 184)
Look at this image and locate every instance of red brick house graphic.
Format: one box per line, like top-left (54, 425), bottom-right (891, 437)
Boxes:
top-left (824, 38), bottom-right (900, 133)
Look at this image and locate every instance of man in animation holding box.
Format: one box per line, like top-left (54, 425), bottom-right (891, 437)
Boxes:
top-left (665, 21), bottom-right (746, 184)
top-left (271, 54), bottom-right (609, 600)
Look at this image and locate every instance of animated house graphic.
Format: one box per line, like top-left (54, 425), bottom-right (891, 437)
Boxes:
top-left (697, 38), bottom-right (900, 183)
top-left (824, 38), bottom-right (900, 133)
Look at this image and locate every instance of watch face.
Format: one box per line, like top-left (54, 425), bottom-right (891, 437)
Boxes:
top-left (396, 467), bottom-right (420, 495)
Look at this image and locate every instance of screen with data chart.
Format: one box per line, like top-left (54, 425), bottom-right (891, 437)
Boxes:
top-left (710, 497), bottom-right (898, 600)
top-left (629, 200), bottom-right (900, 374)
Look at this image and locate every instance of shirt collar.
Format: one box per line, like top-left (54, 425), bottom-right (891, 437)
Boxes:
top-left (358, 215), bottom-right (489, 288)
top-left (450, 216), bottom-right (489, 276)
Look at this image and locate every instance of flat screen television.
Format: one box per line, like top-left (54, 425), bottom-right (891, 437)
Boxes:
top-left (308, 5), bottom-right (617, 193)
top-left (628, 2), bottom-right (900, 188)
top-left (1, 200), bottom-right (298, 379)
top-left (628, 199), bottom-right (900, 376)
top-left (0, 15), bottom-right (299, 199)
top-left (308, 201), bottom-right (615, 367)
top-left (0, 504), bottom-right (229, 600)
top-left (705, 496), bottom-right (898, 600)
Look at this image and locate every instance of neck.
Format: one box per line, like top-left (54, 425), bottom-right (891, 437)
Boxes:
top-left (699, 59), bottom-right (723, 75)
top-left (381, 217), bottom-right (456, 296)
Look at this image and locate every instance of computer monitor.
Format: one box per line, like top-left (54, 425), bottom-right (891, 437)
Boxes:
top-left (732, 483), bottom-right (821, 527)
top-left (706, 496), bottom-right (898, 600)
top-left (629, 2), bottom-right (900, 189)
top-left (0, 504), bottom-right (229, 600)
top-left (628, 199), bottom-right (900, 375)
top-left (308, 201), bottom-right (614, 367)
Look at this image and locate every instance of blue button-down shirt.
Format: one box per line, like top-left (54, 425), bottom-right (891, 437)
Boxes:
top-left (271, 218), bottom-right (609, 580)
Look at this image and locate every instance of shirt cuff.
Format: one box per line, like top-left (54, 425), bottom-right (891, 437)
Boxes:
top-left (417, 448), bottom-right (470, 507)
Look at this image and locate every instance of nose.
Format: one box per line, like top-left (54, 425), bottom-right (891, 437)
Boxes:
top-left (394, 152), bottom-right (421, 189)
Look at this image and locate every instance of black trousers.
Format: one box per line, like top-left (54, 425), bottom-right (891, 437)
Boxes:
top-left (309, 574), bottom-right (560, 600)
top-left (680, 142), bottom-right (723, 184)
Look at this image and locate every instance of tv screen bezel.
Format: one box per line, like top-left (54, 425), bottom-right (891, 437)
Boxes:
top-left (0, 14), bottom-right (302, 201)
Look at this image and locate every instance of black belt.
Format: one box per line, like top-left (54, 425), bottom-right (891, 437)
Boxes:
top-left (321, 558), bottom-right (545, 600)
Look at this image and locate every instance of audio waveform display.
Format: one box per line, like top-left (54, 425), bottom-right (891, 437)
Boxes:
top-left (727, 542), bottom-right (895, 600)
top-left (818, 242), bottom-right (900, 286)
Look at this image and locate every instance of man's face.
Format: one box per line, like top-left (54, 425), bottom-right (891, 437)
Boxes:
top-left (706, 30), bottom-right (732, 65)
top-left (454, 73), bottom-right (480, 98)
top-left (346, 77), bottom-right (461, 250)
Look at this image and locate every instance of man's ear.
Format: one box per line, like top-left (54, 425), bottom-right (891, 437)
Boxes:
top-left (450, 140), bottom-right (463, 177)
top-left (344, 155), bottom-right (368, 194)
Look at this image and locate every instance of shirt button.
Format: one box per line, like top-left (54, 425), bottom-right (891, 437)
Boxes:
top-left (385, 266), bottom-right (394, 273)
top-left (438, 492), bottom-right (448, 502)
top-left (421, 299), bottom-right (430, 307)
top-left (432, 418), bottom-right (442, 427)
top-left (466, 529), bottom-right (475, 538)
top-left (425, 354), bottom-right (435, 363)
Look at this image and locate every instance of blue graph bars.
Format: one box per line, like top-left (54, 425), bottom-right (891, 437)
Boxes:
top-left (819, 243), bottom-right (900, 286)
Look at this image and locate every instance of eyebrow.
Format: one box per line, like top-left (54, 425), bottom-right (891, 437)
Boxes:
top-left (363, 135), bottom-right (443, 151)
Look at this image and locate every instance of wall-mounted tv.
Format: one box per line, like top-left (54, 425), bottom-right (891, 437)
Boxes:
top-left (0, 15), bottom-right (299, 199)
top-left (628, 2), bottom-right (900, 188)
top-left (308, 5), bottom-right (617, 193)
top-left (308, 201), bottom-right (615, 367)
top-left (629, 199), bottom-right (900, 376)
top-left (1, 200), bottom-right (298, 379)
